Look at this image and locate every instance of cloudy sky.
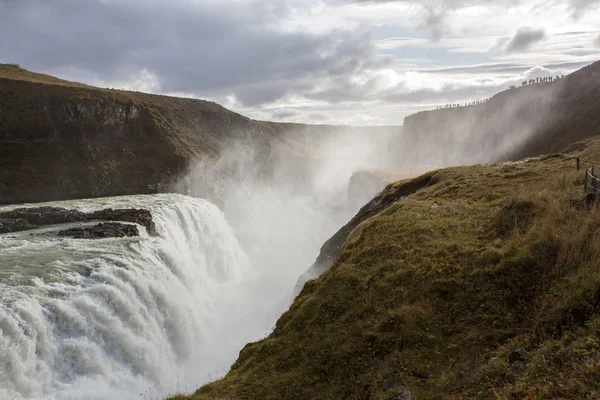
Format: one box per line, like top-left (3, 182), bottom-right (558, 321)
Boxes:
top-left (1, 0), bottom-right (599, 125)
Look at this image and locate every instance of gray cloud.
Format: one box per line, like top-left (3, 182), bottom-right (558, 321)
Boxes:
top-left (568, 0), bottom-right (600, 18)
top-left (0, 0), bottom-right (594, 125)
top-left (505, 28), bottom-right (546, 53)
top-left (0, 0), bottom-right (383, 107)
top-left (272, 109), bottom-right (299, 120)
top-left (421, 60), bottom-right (592, 75)
top-left (596, 34), bottom-right (600, 47)
top-left (350, 0), bottom-right (511, 40)
top-left (421, 4), bottom-right (446, 41)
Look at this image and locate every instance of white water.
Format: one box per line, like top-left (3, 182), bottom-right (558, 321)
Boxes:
top-left (0, 194), bottom-right (286, 400)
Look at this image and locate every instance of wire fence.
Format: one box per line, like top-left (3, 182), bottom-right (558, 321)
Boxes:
top-left (584, 166), bottom-right (600, 193)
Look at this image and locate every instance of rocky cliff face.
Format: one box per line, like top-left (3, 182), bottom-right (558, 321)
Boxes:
top-left (402, 61), bottom-right (600, 165)
top-left (0, 64), bottom-right (302, 204)
top-left (0, 64), bottom-right (405, 205)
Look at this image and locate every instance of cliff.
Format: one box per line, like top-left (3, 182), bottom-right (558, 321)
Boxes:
top-left (5, 61), bottom-right (600, 205)
top-left (401, 61), bottom-right (600, 165)
top-left (176, 139), bottom-right (600, 400)
top-left (0, 64), bottom-right (318, 204)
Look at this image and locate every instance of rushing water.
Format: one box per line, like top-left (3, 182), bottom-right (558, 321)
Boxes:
top-left (0, 194), bottom-right (287, 400)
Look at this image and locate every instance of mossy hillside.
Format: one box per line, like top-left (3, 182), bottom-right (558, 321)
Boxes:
top-left (175, 141), bottom-right (600, 399)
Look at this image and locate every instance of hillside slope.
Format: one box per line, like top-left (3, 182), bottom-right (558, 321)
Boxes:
top-left (176, 139), bottom-right (600, 399)
top-left (401, 61), bottom-right (600, 165)
top-left (3, 61), bottom-right (600, 205)
top-left (0, 64), bottom-right (292, 203)
top-left (0, 64), bottom-right (407, 205)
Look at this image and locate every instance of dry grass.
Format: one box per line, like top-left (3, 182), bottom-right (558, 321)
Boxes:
top-left (0, 64), bottom-right (305, 204)
top-left (0, 63), bottom-right (97, 89)
top-left (172, 141), bottom-right (600, 400)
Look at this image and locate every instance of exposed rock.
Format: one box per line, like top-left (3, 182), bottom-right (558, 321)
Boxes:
top-left (0, 217), bottom-right (37, 234)
top-left (383, 381), bottom-right (405, 390)
top-left (0, 206), bottom-right (156, 235)
top-left (0, 207), bottom-right (86, 226)
top-left (411, 370), bottom-right (429, 384)
top-left (348, 167), bottom-right (434, 211)
top-left (508, 347), bottom-right (529, 364)
top-left (395, 391), bottom-right (413, 400)
top-left (58, 222), bottom-right (139, 239)
top-left (89, 208), bottom-right (156, 235)
top-left (294, 170), bottom-right (436, 295)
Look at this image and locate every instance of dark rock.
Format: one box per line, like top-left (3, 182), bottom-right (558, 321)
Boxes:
top-left (58, 222), bottom-right (139, 239)
top-left (0, 217), bottom-right (37, 234)
top-left (0, 207), bottom-right (85, 227)
top-left (411, 370), bottom-right (429, 383)
top-left (508, 347), bottom-right (529, 364)
top-left (395, 391), bottom-right (413, 400)
top-left (0, 206), bottom-right (156, 235)
top-left (90, 208), bottom-right (156, 235)
top-left (383, 381), bottom-right (405, 390)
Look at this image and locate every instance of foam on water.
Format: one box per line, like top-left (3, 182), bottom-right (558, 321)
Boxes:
top-left (0, 194), bottom-right (270, 400)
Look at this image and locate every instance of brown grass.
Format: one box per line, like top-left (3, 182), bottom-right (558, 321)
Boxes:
top-left (171, 140), bottom-right (600, 400)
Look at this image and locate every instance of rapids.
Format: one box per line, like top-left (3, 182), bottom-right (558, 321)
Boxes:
top-left (0, 194), bottom-right (288, 400)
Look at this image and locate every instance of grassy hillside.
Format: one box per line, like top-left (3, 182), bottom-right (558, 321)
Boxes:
top-left (0, 63), bottom-right (97, 89)
top-left (0, 64), bottom-right (313, 204)
top-left (174, 139), bottom-right (600, 399)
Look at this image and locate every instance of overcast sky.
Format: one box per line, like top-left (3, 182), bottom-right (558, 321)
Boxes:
top-left (1, 0), bottom-right (599, 125)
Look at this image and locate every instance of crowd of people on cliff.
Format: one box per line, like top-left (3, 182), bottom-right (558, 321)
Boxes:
top-left (512, 74), bottom-right (565, 89)
top-left (436, 98), bottom-right (490, 109)
top-left (436, 73), bottom-right (570, 110)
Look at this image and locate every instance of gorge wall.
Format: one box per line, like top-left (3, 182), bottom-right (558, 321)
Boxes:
top-left (401, 61), bottom-right (600, 166)
top-left (3, 61), bottom-right (600, 205)
top-left (0, 64), bottom-right (292, 204)
top-left (0, 64), bottom-right (404, 205)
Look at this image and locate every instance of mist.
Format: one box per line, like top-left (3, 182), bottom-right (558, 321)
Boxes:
top-left (171, 126), bottom-right (411, 376)
top-left (167, 71), bottom-right (577, 389)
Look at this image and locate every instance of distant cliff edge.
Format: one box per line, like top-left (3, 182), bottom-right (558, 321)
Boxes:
top-left (401, 61), bottom-right (600, 166)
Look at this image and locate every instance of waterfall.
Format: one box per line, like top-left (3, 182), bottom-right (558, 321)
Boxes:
top-left (0, 194), bottom-right (263, 400)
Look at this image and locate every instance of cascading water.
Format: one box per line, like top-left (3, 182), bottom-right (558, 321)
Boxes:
top-left (0, 194), bottom-right (278, 400)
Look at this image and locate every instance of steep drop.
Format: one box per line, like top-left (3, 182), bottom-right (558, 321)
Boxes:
top-left (0, 194), bottom-right (273, 400)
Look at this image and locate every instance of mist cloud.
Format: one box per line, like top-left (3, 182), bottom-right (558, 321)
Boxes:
top-left (505, 28), bottom-right (546, 53)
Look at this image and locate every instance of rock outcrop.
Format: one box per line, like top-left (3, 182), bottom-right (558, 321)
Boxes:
top-left (0, 206), bottom-right (155, 234)
top-left (58, 222), bottom-right (139, 239)
top-left (294, 170), bottom-right (436, 295)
